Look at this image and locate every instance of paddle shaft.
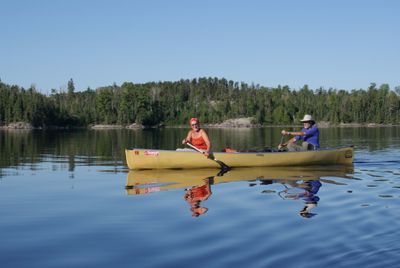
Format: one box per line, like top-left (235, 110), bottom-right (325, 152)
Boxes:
top-left (185, 142), bottom-right (230, 171)
top-left (278, 135), bottom-right (287, 150)
top-left (186, 142), bottom-right (206, 154)
top-left (280, 135), bottom-right (284, 145)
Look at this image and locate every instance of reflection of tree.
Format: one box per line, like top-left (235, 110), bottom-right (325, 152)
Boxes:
top-left (0, 130), bottom-right (136, 169)
top-left (183, 177), bottom-right (213, 217)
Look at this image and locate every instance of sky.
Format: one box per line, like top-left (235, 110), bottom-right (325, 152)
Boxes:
top-left (1, 0), bottom-right (399, 92)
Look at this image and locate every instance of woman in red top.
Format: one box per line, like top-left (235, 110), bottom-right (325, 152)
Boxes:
top-left (182, 118), bottom-right (211, 157)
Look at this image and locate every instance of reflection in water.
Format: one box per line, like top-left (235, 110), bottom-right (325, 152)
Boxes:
top-left (2, 128), bottom-right (400, 268)
top-left (279, 180), bottom-right (322, 218)
top-left (2, 126), bottom-right (400, 171)
top-left (184, 177), bottom-right (213, 217)
top-left (0, 129), bottom-right (131, 171)
top-left (126, 166), bottom-right (353, 218)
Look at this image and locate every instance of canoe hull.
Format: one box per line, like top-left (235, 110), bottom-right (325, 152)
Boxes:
top-left (125, 147), bottom-right (354, 170)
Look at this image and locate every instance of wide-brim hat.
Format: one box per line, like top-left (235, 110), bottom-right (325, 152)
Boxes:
top-left (300, 114), bottom-right (315, 123)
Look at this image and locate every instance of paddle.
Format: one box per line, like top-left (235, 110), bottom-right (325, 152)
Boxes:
top-left (280, 135), bottom-right (284, 145)
top-left (185, 142), bottom-right (231, 171)
top-left (278, 135), bottom-right (286, 151)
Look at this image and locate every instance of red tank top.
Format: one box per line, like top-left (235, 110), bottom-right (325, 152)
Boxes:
top-left (190, 185), bottom-right (210, 200)
top-left (191, 135), bottom-right (207, 150)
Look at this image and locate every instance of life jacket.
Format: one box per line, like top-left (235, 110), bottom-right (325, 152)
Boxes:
top-left (191, 135), bottom-right (207, 150)
top-left (189, 185), bottom-right (210, 200)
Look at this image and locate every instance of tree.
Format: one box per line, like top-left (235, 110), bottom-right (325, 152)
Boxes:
top-left (395, 86), bottom-right (400, 96)
top-left (96, 88), bottom-right (113, 124)
top-left (1, 78), bottom-right (400, 127)
top-left (67, 79), bottom-right (75, 95)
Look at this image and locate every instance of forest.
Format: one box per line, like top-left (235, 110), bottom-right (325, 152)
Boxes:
top-left (1, 77), bottom-right (400, 127)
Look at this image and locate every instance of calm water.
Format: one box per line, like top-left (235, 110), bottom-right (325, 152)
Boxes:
top-left (1, 127), bottom-right (400, 268)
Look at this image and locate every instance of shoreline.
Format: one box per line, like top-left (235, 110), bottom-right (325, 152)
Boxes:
top-left (1, 122), bottom-right (399, 130)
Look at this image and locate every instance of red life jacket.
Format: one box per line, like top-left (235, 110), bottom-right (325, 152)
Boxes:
top-left (191, 135), bottom-right (207, 150)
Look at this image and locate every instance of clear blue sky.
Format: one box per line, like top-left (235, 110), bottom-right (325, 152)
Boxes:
top-left (1, 0), bottom-right (399, 92)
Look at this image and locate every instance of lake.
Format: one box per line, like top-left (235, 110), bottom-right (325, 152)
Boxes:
top-left (1, 127), bottom-right (400, 268)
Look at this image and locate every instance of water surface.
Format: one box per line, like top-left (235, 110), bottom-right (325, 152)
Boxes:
top-left (0, 127), bottom-right (399, 267)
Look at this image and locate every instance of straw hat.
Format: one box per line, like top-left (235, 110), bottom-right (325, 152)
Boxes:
top-left (300, 114), bottom-right (315, 123)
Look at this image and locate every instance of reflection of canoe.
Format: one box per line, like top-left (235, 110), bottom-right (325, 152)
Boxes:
top-left (125, 147), bottom-right (354, 170)
top-left (125, 166), bottom-right (353, 195)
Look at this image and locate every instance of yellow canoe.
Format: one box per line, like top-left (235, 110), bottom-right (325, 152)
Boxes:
top-left (125, 147), bottom-right (354, 170)
top-left (125, 166), bottom-right (353, 195)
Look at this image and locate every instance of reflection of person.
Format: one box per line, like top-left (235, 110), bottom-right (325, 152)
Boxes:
top-left (183, 178), bottom-right (213, 217)
top-left (279, 114), bottom-right (320, 151)
top-left (297, 180), bottom-right (321, 218)
top-left (182, 117), bottom-right (211, 157)
top-left (280, 179), bottom-right (321, 218)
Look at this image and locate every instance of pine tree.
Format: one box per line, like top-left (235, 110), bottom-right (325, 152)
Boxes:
top-left (67, 79), bottom-right (75, 95)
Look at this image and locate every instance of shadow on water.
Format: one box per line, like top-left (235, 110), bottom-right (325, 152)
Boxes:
top-left (125, 166), bottom-right (354, 218)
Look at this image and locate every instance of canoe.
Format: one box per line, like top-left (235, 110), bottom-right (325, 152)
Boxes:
top-left (125, 166), bottom-right (353, 195)
top-left (125, 146), bottom-right (354, 170)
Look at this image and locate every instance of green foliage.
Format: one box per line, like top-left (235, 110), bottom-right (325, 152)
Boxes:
top-left (1, 78), bottom-right (400, 127)
top-left (67, 78), bottom-right (75, 95)
top-left (0, 83), bottom-right (57, 126)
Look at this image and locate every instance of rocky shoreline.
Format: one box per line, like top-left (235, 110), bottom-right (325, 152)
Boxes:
top-left (0, 119), bottom-right (397, 130)
top-left (0, 122), bottom-right (35, 130)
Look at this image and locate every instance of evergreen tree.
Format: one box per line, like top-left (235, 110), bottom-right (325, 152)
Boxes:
top-left (1, 78), bottom-right (400, 127)
top-left (67, 79), bottom-right (75, 95)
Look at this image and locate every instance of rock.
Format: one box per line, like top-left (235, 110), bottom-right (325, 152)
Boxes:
top-left (90, 124), bottom-right (124, 129)
top-left (2, 122), bottom-right (34, 129)
top-left (317, 121), bottom-right (331, 128)
top-left (126, 123), bottom-right (143, 129)
top-left (206, 117), bottom-right (260, 128)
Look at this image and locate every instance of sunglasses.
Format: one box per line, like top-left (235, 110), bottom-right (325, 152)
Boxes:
top-left (191, 124), bottom-right (199, 127)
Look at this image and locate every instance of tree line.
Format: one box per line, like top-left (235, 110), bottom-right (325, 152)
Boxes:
top-left (1, 78), bottom-right (400, 127)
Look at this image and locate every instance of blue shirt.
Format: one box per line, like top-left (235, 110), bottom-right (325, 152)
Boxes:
top-left (303, 180), bottom-right (321, 203)
top-left (295, 125), bottom-right (320, 148)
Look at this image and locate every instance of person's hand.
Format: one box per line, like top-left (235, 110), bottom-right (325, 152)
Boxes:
top-left (278, 143), bottom-right (287, 150)
top-left (281, 130), bottom-right (290, 136)
top-left (182, 138), bottom-right (187, 145)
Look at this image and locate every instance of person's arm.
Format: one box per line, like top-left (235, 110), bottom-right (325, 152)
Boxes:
top-left (279, 130), bottom-right (299, 149)
top-left (281, 129), bottom-right (305, 145)
top-left (279, 137), bottom-right (297, 148)
top-left (202, 182), bottom-right (212, 201)
top-left (282, 130), bottom-right (305, 136)
top-left (182, 131), bottom-right (192, 144)
top-left (201, 129), bottom-right (211, 156)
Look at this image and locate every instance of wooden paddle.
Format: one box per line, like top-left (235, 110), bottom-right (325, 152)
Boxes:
top-left (185, 142), bottom-right (231, 171)
top-left (278, 135), bottom-right (286, 151)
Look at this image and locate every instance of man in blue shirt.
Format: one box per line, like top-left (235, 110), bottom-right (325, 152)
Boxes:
top-left (279, 114), bottom-right (320, 151)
